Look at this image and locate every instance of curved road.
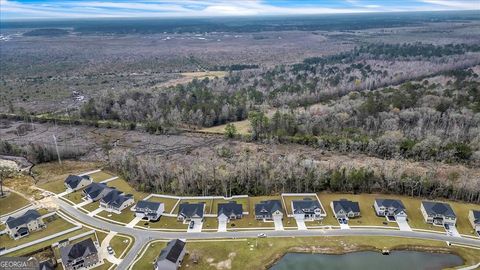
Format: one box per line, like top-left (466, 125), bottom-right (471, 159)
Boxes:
top-left (54, 198), bottom-right (480, 269)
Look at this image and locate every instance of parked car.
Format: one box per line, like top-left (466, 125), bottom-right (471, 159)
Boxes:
top-left (189, 221), bottom-right (195, 229)
top-left (444, 224), bottom-right (450, 230)
top-left (257, 233), bottom-right (267, 238)
top-left (107, 246), bottom-right (114, 255)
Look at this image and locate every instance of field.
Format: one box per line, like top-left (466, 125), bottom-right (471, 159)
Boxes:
top-left (0, 214), bottom-right (76, 249)
top-left (147, 196), bottom-right (180, 214)
top-left (0, 192), bottom-right (29, 215)
top-left (200, 119), bottom-right (251, 135)
top-left (97, 209), bottom-right (136, 224)
top-left (87, 171), bottom-right (115, 182)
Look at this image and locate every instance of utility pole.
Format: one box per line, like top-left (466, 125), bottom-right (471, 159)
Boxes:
top-left (53, 134), bottom-right (62, 165)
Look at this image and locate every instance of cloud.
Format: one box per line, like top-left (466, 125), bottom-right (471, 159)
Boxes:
top-left (0, 0), bottom-right (478, 20)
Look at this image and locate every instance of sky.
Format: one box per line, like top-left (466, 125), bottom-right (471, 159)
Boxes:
top-left (0, 0), bottom-right (479, 20)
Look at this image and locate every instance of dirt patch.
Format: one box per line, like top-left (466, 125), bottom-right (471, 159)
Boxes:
top-left (209, 252), bottom-right (236, 270)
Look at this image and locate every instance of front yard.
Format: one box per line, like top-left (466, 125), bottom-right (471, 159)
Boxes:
top-left (97, 209), bottom-right (136, 224)
top-left (137, 216), bottom-right (188, 230)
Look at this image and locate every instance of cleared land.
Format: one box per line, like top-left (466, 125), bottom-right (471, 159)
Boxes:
top-left (0, 192), bottom-right (29, 215)
top-left (87, 171), bottom-right (115, 182)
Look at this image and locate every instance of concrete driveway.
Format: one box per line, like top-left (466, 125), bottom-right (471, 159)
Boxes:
top-left (74, 199), bottom-right (92, 209)
top-left (273, 216), bottom-right (284, 231)
top-left (100, 231), bottom-right (123, 265)
top-left (447, 226), bottom-right (461, 237)
top-left (396, 219), bottom-right (412, 231)
top-left (339, 222), bottom-right (350, 230)
top-left (187, 220), bottom-right (203, 233)
top-left (88, 208), bottom-right (103, 217)
top-left (218, 219), bottom-right (227, 232)
top-left (126, 216), bottom-right (142, 228)
top-left (295, 218), bottom-right (307, 230)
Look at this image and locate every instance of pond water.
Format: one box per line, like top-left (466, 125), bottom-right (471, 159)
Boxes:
top-left (270, 251), bottom-right (464, 270)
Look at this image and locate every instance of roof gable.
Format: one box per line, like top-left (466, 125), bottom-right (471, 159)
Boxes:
top-left (217, 201), bottom-right (243, 217)
top-left (255, 200), bottom-right (283, 216)
top-left (178, 202), bottom-right (205, 218)
top-left (6, 209), bottom-right (41, 228)
top-left (333, 199), bottom-right (360, 214)
top-left (157, 239), bottom-right (185, 263)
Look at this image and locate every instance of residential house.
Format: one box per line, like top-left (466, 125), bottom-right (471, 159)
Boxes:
top-left (177, 202), bottom-right (205, 222)
top-left (154, 239), bottom-right (186, 270)
top-left (60, 238), bottom-right (99, 270)
top-left (331, 199), bottom-right (361, 219)
top-left (133, 200), bottom-right (165, 221)
top-left (374, 198), bottom-right (407, 221)
top-left (217, 201), bottom-right (243, 223)
top-left (5, 209), bottom-right (45, 240)
top-left (421, 201), bottom-right (457, 226)
top-left (99, 189), bottom-right (134, 213)
top-left (39, 260), bottom-right (55, 270)
top-left (83, 182), bottom-right (113, 201)
top-left (64, 175), bottom-right (92, 191)
top-left (255, 200), bottom-right (283, 221)
top-left (468, 210), bottom-right (480, 234)
top-left (291, 198), bottom-right (324, 221)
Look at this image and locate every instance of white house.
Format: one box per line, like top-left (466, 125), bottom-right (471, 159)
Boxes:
top-left (99, 189), bottom-right (134, 213)
top-left (291, 198), bottom-right (324, 221)
top-left (374, 198), bottom-right (407, 221)
top-left (64, 175), bottom-right (92, 191)
top-left (5, 209), bottom-right (45, 240)
top-left (420, 201), bottom-right (457, 226)
top-left (133, 200), bottom-right (164, 221)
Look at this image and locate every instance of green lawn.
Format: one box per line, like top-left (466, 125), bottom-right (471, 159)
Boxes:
top-left (62, 191), bottom-right (86, 204)
top-left (202, 218), bottom-right (219, 231)
top-left (131, 241), bottom-right (167, 270)
top-left (87, 171), bottom-right (115, 182)
top-left (107, 178), bottom-right (149, 200)
top-left (281, 195), bottom-right (319, 215)
top-left (211, 197), bottom-right (249, 215)
top-left (0, 192), bottom-right (30, 215)
top-left (110, 234), bottom-right (132, 258)
top-left (92, 261), bottom-right (113, 270)
top-left (83, 201), bottom-right (100, 212)
top-left (282, 217), bottom-right (297, 228)
top-left (174, 199), bottom-right (213, 214)
top-left (179, 236), bottom-right (480, 270)
top-left (137, 216), bottom-right (187, 230)
top-left (97, 209), bottom-right (136, 224)
top-left (147, 196), bottom-right (180, 214)
top-left (38, 179), bottom-right (66, 194)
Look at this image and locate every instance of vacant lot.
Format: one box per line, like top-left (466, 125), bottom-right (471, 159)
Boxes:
top-left (97, 209), bottom-right (136, 225)
top-left (0, 192), bottom-right (29, 215)
top-left (87, 171), bottom-right (115, 182)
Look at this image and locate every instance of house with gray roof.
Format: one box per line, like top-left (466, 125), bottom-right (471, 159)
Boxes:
top-left (100, 189), bottom-right (134, 213)
top-left (60, 238), bottom-right (99, 270)
top-left (133, 200), bottom-right (164, 221)
top-left (39, 260), bottom-right (55, 270)
top-left (64, 175), bottom-right (92, 191)
top-left (331, 199), bottom-right (361, 219)
top-left (177, 202), bottom-right (205, 222)
top-left (421, 201), bottom-right (456, 226)
top-left (255, 200), bottom-right (283, 221)
top-left (83, 182), bottom-right (113, 201)
top-left (374, 198), bottom-right (407, 221)
top-left (469, 210), bottom-right (480, 234)
top-left (5, 209), bottom-right (45, 240)
top-left (217, 201), bottom-right (243, 223)
top-left (154, 239), bottom-right (186, 270)
top-left (291, 198), bottom-right (324, 221)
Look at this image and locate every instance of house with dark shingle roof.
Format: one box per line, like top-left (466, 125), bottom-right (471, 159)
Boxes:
top-left (39, 260), bottom-right (55, 270)
top-left (217, 201), bottom-right (243, 223)
top-left (255, 200), bottom-right (283, 221)
top-left (421, 201), bottom-right (456, 226)
top-left (100, 189), bottom-right (134, 213)
top-left (64, 175), bottom-right (92, 191)
top-left (60, 238), bottom-right (99, 270)
top-left (177, 202), bottom-right (205, 222)
top-left (154, 239), bottom-right (186, 270)
top-left (5, 209), bottom-right (45, 240)
top-left (331, 199), bottom-right (361, 219)
top-left (374, 198), bottom-right (407, 221)
top-left (83, 182), bottom-right (113, 201)
top-left (291, 198), bottom-right (323, 221)
top-left (469, 210), bottom-right (480, 234)
top-left (133, 200), bottom-right (164, 221)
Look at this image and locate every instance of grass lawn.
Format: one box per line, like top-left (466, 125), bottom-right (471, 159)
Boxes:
top-left (147, 196), bottom-right (180, 214)
top-left (202, 218), bottom-right (219, 231)
top-left (449, 201), bottom-right (480, 236)
top-left (110, 234), bottom-right (132, 258)
top-left (226, 196), bottom-right (281, 229)
top-left (92, 261), bottom-right (113, 270)
top-left (87, 171), bottom-right (115, 182)
top-left (5, 228), bottom-right (91, 257)
top-left (211, 197), bottom-right (249, 215)
top-left (179, 236), bottom-right (480, 270)
top-left (282, 217), bottom-right (297, 228)
top-left (0, 192), bottom-right (29, 215)
top-left (199, 119), bottom-right (251, 135)
top-left (131, 241), bottom-right (167, 270)
top-left (97, 209), bottom-right (136, 224)
top-left (174, 199), bottom-right (214, 215)
top-left (281, 195), bottom-right (319, 215)
top-left (138, 216), bottom-right (187, 230)
top-left (62, 191), bottom-right (85, 204)
top-left (0, 215), bottom-right (76, 249)
top-left (318, 193), bottom-right (399, 228)
top-left (83, 201), bottom-right (100, 212)
top-left (107, 178), bottom-right (149, 200)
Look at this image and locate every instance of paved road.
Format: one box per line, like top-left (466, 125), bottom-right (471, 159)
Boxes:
top-left (54, 198), bottom-right (480, 270)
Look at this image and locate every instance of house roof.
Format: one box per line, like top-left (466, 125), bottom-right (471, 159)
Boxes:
top-left (135, 200), bottom-right (162, 212)
top-left (157, 239), bottom-right (186, 264)
top-left (101, 189), bottom-right (133, 207)
top-left (178, 202), bottom-right (205, 218)
top-left (292, 199), bottom-right (321, 214)
top-left (375, 199), bottom-right (405, 211)
top-left (332, 199), bottom-right (360, 214)
top-left (472, 210), bottom-right (480, 224)
top-left (6, 209), bottom-right (42, 229)
top-left (83, 182), bottom-right (112, 200)
top-left (217, 201), bottom-right (243, 217)
top-left (60, 238), bottom-right (97, 264)
top-left (255, 200), bottom-right (283, 216)
top-left (64, 175), bottom-right (90, 189)
top-left (422, 201), bottom-right (456, 218)
top-left (39, 261), bottom-right (55, 270)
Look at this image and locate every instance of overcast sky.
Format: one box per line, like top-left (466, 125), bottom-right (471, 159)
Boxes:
top-left (1, 0), bottom-right (479, 20)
